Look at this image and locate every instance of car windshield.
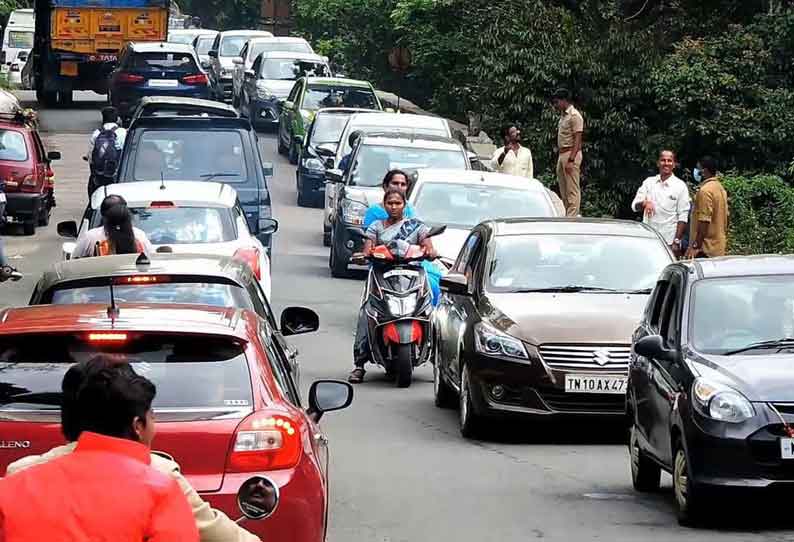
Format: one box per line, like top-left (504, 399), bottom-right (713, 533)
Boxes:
top-left (8, 30), bottom-right (32, 49)
top-left (252, 41), bottom-right (312, 59)
top-left (350, 145), bottom-right (467, 187)
top-left (413, 183), bottom-right (553, 228)
top-left (130, 51), bottom-right (197, 72)
top-left (168, 33), bottom-right (196, 44)
top-left (195, 36), bottom-right (214, 54)
top-left (220, 35), bottom-right (250, 56)
top-left (690, 276), bottom-right (794, 354)
top-left (132, 130), bottom-right (247, 182)
top-left (310, 114), bottom-right (350, 145)
top-left (90, 206), bottom-right (236, 244)
top-left (303, 85), bottom-right (378, 111)
top-left (260, 58), bottom-right (328, 80)
top-left (487, 234), bottom-right (671, 293)
top-left (50, 282), bottom-right (254, 308)
top-left (341, 124), bottom-right (448, 154)
top-left (0, 334), bottom-right (253, 416)
top-left (0, 129), bottom-right (28, 161)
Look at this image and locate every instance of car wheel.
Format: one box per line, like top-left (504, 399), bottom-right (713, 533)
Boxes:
top-left (323, 229), bottom-right (331, 247)
top-left (433, 340), bottom-right (456, 409)
top-left (629, 424), bottom-right (661, 492)
top-left (459, 364), bottom-right (485, 439)
top-left (673, 438), bottom-right (708, 526)
top-left (288, 139), bottom-right (299, 165)
top-left (297, 182), bottom-right (310, 207)
top-left (38, 205), bottom-right (50, 227)
top-left (329, 233), bottom-right (350, 278)
top-left (23, 221), bottom-right (35, 235)
top-left (277, 132), bottom-right (288, 155)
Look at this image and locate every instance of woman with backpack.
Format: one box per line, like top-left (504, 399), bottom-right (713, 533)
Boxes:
top-left (72, 195), bottom-right (153, 258)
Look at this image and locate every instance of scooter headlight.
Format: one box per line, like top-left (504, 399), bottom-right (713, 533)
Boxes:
top-left (386, 293), bottom-right (417, 316)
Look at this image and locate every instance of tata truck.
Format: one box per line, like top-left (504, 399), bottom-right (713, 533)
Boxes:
top-left (31, 0), bottom-right (169, 106)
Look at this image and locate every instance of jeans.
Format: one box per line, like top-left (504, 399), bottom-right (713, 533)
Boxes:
top-left (353, 306), bottom-right (369, 368)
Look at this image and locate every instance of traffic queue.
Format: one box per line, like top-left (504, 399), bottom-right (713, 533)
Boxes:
top-left (0, 25), bottom-right (793, 540)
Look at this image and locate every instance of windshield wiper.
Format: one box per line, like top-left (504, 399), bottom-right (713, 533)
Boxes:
top-left (725, 338), bottom-right (794, 356)
top-left (199, 172), bottom-right (240, 181)
top-left (511, 286), bottom-right (619, 293)
top-left (620, 288), bottom-right (653, 294)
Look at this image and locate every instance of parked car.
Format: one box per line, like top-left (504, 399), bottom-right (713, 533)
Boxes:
top-left (192, 30), bottom-right (219, 67)
top-left (109, 42), bottom-right (210, 124)
top-left (239, 52), bottom-right (331, 130)
top-left (129, 96), bottom-right (238, 126)
top-left (0, 303), bottom-right (353, 542)
top-left (278, 77), bottom-right (382, 165)
top-left (407, 169), bottom-right (564, 261)
top-left (322, 112), bottom-right (454, 243)
top-left (0, 111), bottom-right (59, 234)
top-left (433, 218), bottom-right (673, 438)
top-left (327, 133), bottom-right (470, 277)
top-left (29, 252), bottom-right (304, 384)
top-left (7, 49), bottom-right (28, 87)
top-left (207, 30), bottom-right (273, 102)
top-left (295, 108), bottom-right (369, 207)
top-left (168, 27), bottom-right (217, 45)
top-left (117, 115), bottom-right (275, 254)
top-left (628, 256), bottom-right (794, 525)
top-left (57, 181), bottom-right (276, 299)
top-left (231, 37), bottom-right (317, 105)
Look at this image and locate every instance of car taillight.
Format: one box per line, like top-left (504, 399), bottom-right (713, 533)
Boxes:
top-left (148, 201), bottom-right (175, 208)
top-left (21, 174), bottom-right (36, 187)
top-left (114, 275), bottom-right (169, 285)
top-left (117, 73), bottom-right (144, 84)
top-left (87, 332), bottom-right (129, 342)
top-left (227, 412), bottom-right (302, 472)
top-left (181, 73), bottom-right (208, 85)
top-left (233, 247), bottom-right (261, 280)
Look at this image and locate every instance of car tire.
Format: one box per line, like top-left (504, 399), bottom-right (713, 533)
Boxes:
top-left (629, 424), bottom-right (661, 492)
top-left (288, 139), bottom-right (299, 165)
top-left (673, 438), bottom-right (708, 526)
top-left (323, 230), bottom-right (331, 247)
top-left (38, 205), bottom-right (50, 227)
top-left (23, 221), bottom-right (35, 235)
top-left (433, 342), bottom-right (456, 408)
top-left (277, 132), bottom-right (288, 156)
top-left (329, 233), bottom-right (350, 278)
top-left (395, 343), bottom-right (413, 388)
top-left (297, 183), bottom-right (311, 207)
top-left (459, 364), bottom-right (485, 439)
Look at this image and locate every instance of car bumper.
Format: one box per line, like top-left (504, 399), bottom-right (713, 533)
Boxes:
top-left (219, 78), bottom-right (233, 101)
top-left (4, 192), bottom-right (43, 221)
top-left (249, 98), bottom-right (283, 125)
top-left (297, 169), bottom-right (326, 195)
top-left (466, 353), bottom-right (627, 421)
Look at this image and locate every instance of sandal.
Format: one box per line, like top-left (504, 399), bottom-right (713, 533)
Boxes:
top-left (348, 367), bottom-right (366, 384)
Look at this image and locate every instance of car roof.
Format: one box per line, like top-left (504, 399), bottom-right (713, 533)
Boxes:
top-left (136, 96), bottom-right (238, 117)
top-left (348, 112), bottom-right (446, 129)
top-left (412, 169), bottom-right (548, 192)
top-left (680, 255), bottom-right (794, 280)
top-left (0, 303), bottom-right (253, 341)
top-left (220, 30), bottom-right (273, 37)
top-left (259, 51), bottom-right (325, 62)
top-left (128, 41), bottom-right (196, 54)
top-left (487, 217), bottom-right (663, 238)
top-left (360, 133), bottom-right (462, 150)
top-left (35, 253), bottom-right (256, 291)
top-left (89, 181), bottom-right (238, 209)
top-left (304, 77), bottom-right (372, 88)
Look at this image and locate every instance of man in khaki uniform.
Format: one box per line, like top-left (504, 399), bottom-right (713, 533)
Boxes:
top-left (552, 88), bottom-right (584, 216)
top-left (686, 155), bottom-right (728, 258)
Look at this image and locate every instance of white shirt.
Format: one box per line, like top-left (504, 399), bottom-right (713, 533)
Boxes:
top-left (73, 226), bottom-right (153, 259)
top-left (491, 145), bottom-right (534, 179)
top-left (631, 174), bottom-right (691, 244)
top-left (88, 123), bottom-right (127, 155)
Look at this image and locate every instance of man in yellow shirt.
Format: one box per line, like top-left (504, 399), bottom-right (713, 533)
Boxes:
top-left (686, 156), bottom-right (729, 258)
top-left (552, 88), bottom-right (584, 217)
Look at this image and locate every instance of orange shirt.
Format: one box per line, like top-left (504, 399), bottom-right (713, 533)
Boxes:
top-left (0, 432), bottom-right (198, 542)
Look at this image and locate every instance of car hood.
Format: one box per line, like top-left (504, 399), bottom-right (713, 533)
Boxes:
top-left (343, 186), bottom-right (384, 207)
top-left (259, 79), bottom-right (295, 99)
top-left (688, 352), bottom-right (794, 402)
top-left (482, 292), bottom-right (648, 345)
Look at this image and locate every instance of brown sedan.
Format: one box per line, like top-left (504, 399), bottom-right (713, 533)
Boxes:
top-left (432, 218), bottom-right (673, 438)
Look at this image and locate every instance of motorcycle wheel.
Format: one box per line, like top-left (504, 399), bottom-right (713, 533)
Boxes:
top-left (394, 343), bottom-right (413, 388)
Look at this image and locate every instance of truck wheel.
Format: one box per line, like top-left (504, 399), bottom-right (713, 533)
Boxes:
top-left (394, 344), bottom-right (413, 388)
top-left (23, 221), bottom-right (35, 236)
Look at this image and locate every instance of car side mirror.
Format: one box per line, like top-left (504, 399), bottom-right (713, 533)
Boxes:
top-left (208, 50), bottom-right (218, 58)
top-left (47, 151), bottom-right (61, 161)
top-left (232, 56), bottom-right (243, 65)
top-left (428, 225), bottom-right (446, 238)
top-left (324, 158), bottom-right (334, 169)
top-left (57, 220), bottom-right (78, 239)
top-left (440, 273), bottom-right (469, 296)
top-left (244, 68), bottom-right (255, 78)
top-left (236, 475), bottom-right (279, 521)
top-left (280, 306), bottom-right (319, 336)
top-left (262, 161), bottom-right (274, 177)
top-left (307, 380), bottom-right (353, 421)
top-left (283, 100), bottom-right (294, 110)
top-left (634, 335), bottom-right (676, 362)
top-left (325, 168), bottom-right (343, 184)
top-left (200, 60), bottom-right (211, 70)
top-left (258, 217), bottom-right (279, 235)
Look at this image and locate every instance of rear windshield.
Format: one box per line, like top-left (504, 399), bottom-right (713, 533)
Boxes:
top-left (133, 130), bottom-right (248, 182)
top-left (310, 114), bottom-right (350, 145)
top-left (0, 129), bottom-right (28, 161)
top-left (168, 33), bottom-right (196, 45)
top-left (8, 30), bottom-right (32, 49)
top-left (260, 58), bottom-right (328, 80)
top-left (303, 85), bottom-right (378, 111)
top-left (90, 206), bottom-right (237, 244)
top-left (129, 51), bottom-right (198, 72)
top-left (351, 145), bottom-right (466, 187)
top-left (220, 35), bottom-right (250, 56)
top-left (195, 36), bottom-right (214, 55)
top-left (50, 282), bottom-right (254, 308)
top-left (0, 334), bottom-right (253, 412)
top-left (252, 42), bottom-right (312, 57)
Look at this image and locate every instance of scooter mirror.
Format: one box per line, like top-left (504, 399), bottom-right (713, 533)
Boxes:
top-left (236, 476), bottom-right (279, 522)
top-left (427, 225), bottom-right (446, 238)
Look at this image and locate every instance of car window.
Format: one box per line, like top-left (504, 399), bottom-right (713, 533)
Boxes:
top-left (130, 51), bottom-right (198, 72)
top-left (90, 205), bottom-right (237, 244)
top-left (251, 54), bottom-right (262, 74)
top-left (133, 129), bottom-right (247, 182)
top-left (8, 30), bottom-right (33, 49)
top-left (302, 85), bottom-right (378, 111)
top-left (253, 42), bottom-right (312, 57)
top-left (287, 80), bottom-right (301, 102)
top-left (211, 34), bottom-right (220, 51)
top-left (259, 320), bottom-right (301, 405)
top-left (219, 35), bottom-right (250, 57)
top-left (0, 334), bottom-right (254, 418)
top-left (196, 35), bottom-right (214, 55)
top-left (659, 284), bottom-right (680, 349)
top-left (310, 113), bottom-right (350, 145)
top-left (0, 129), bottom-right (28, 161)
top-left (648, 280), bottom-right (670, 331)
top-left (454, 232), bottom-right (480, 275)
top-left (350, 145), bottom-right (466, 187)
top-left (49, 282), bottom-right (254, 308)
top-left (239, 43), bottom-right (248, 60)
top-left (31, 130), bottom-right (47, 163)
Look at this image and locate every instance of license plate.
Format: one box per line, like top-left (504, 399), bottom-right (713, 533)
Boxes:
top-left (565, 375), bottom-right (627, 394)
top-left (148, 79), bottom-right (178, 88)
top-left (781, 438), bottom-right (794, 459)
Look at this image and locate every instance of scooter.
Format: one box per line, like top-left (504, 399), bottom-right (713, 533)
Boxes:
top-left (351, 225), bottom-right (446, 388)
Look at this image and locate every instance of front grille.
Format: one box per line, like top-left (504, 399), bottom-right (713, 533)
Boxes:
top-left (537, 388), bottom-right (626, 413)
top-left (748, 423), bottom-right (794, 480)
top-left (539, 344), bottom-right (631, 371)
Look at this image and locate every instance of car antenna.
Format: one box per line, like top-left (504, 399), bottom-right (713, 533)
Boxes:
top-left (107, 280), bottom-right (120, 322)
top-left (160, 171), bottom-right (166, 190)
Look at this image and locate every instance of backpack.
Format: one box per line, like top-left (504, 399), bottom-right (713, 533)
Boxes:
top-left (90, 127), bottom-right (120, 180)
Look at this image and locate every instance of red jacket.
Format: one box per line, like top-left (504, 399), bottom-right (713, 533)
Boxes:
top-left (0, 432), bottom-right (199, 542)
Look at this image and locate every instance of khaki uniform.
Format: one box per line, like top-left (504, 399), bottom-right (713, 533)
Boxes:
top-left (689, 177), bottom-right (729, 257)
top-left (556, 105), bottom-right (584, 217)
top-left (6, 443), bottom-right (261, 542)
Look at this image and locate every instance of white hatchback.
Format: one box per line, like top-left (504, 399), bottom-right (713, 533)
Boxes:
top-left (56, 181), bottom-right (275, 299)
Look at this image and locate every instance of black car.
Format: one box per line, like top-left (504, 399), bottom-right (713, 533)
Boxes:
top-left (129, 96), bottom-right (238, 126)
top-left (117, 115), bottom-right (275, 254)
top-left (109, 42), bottom-right (211, 123)
top-left (628, 255), bottom-right (794, 525)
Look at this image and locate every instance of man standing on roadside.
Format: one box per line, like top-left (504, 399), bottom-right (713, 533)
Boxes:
top-left (685, 156), bottom-right (728, 259)
top-left (491, 124), bottom-right (533, 179)
top-left (631, 150), bottom-right (690, 257)
top-left (552, 88), bottom-right (584, 216)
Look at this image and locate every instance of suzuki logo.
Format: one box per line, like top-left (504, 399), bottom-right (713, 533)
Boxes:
top-left (593, 349), bottom-right (611, 366)
top-left (0, 440), bottom-right (30, 449)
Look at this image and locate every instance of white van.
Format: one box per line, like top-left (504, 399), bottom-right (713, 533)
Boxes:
top-left (2, 9), bottom-right (34, 71)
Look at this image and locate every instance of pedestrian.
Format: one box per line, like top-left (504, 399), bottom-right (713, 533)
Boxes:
top-left (490, 124), bottom-right (534, 179)
top-left (0, 356), bottom-right (199, 542)
top-left (5, 356), bottom-right (262, 542)
top-left (685, 156), bottom-right (729, 259)
top-left (72, 194), bottom-right (153, 258)
top-left (87, 106), bottom-right (126, 197)
top-left (631, 150), bottom-right (690, 257)
top-left (551, 88), bottom-right (584, 217)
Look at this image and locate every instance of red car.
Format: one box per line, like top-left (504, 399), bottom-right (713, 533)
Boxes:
top-left (0, 112), bottom-right (59, 234)
top-left (0, 303), bottom-right (353, 542)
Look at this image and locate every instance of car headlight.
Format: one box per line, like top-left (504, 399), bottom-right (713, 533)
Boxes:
top-left (302, 157), bottom-right (325, 172)
top-left (341, 198), bottom-right (367, 225)
top-left (386, 293), bottom-right (417, 316)
top-left (473, 322), bottom-right (529, 360)
top-left (692, 378), bottom-right (754, 423)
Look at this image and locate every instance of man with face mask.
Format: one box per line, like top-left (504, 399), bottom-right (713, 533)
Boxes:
top-left (686, 156), bottom-right (728, 258)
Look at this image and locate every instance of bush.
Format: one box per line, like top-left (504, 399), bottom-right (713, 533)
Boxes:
top-left (721, 174), bottom-right (794, 255)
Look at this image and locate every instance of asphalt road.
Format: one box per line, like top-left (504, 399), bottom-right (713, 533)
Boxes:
top-left (4, 92), bottom-right (794, 541)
